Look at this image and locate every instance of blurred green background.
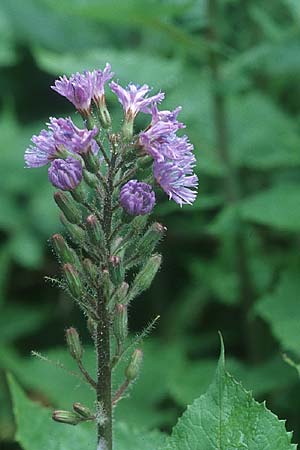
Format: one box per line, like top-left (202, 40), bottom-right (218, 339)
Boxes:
top-left (1, 0), bottom-right (300, 448)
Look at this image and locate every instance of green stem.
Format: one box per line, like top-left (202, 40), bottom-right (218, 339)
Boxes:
top-left (96, 296), bottom-right (112, 450)
top-left (95, 149), bottom-right (118, 450)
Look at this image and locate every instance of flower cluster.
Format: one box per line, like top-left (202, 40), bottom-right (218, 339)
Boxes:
top-left (25, 63), bottom-right (198, 211)
top-left (139, 104), bottom-right (198, 205)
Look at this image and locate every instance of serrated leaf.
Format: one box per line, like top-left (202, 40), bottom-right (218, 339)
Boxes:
top-left (8, 374), bottom-right (164, 450)
top-left (165, 339), bottom-right (296, 450)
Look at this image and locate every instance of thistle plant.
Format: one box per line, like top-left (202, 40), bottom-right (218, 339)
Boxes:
top-left (24, 63), bottom-right (198, 450)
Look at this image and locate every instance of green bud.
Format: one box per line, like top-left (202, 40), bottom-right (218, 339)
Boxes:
top-left (86, 215), bottom-right (104, 246)
top-left (101, 268), bottom-right (111, 300)
top-left (63, 263), bottom-right (82, 298)
top-left (122, 117), bottom-right (134, 141)
top-left (73, 402), bottom-right (93, 419)
top-left (113, 304), bottom-right (128, 342)
top-left (83, 169), bottom-right (98, 188)
top-left (70, 183), bottom-right (87, 204)
top-left (51, 234), bottom-right (79, 266)
top-left (125, 349), bottom-right (143, 381)
top-left (109, 255), bottom-right (124, 286)
top-left (136, 222), bottom-right (166, 258)
top-left (54, 191), bottom-right (82, 224)
top-left (108, 281), bottom-right (129, 311)
top-left (127, 255), bottom-right (161, 304)
top-left (83, 258), bottom-right (98, 284)
top-left (60, 214), bottom-right (85, 244)
top-left (52, 410), bottom-right (81, 425)
top-left (87, 317), bottom-right (96, 335)
top-left (66, 327), bottom-right (83, 360)
top-left (96, 97), bottom-right (111, 129)
top-left (82, 149), bottom-right (100, 174)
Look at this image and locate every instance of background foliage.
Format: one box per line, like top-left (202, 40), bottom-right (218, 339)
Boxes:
top-left (1, 0), bottom-right (300, 448)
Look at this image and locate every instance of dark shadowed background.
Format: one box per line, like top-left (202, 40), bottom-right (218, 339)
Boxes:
top-left (1, 0), bottom-right (300, 448)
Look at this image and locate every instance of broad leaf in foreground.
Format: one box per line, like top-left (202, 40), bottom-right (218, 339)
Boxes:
top-left (164, 338), bottom-right (297, 450)
top-left (8, 374), bottom-right (165, 450)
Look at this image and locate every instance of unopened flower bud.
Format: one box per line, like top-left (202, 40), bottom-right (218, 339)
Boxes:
top-left (66, 327), bottom-right (83, 360)
top-left (136, 222), bottom-right (166, 257)
top-left (101, 269), bottom-right (111, 300)
top-left (83, 258), bottom-right (98, 284)
top-left (83, 169), bottom-right (98, 188)
top-left (108, 281), bottom-right (129, 311)
top-left (125, 349), bottom-right (143, 381)
top-left (63, 263), bottom-right (82, 298)
top-left (127, 254), bottom-right (161, 303)
top-left (73, 402), bottom-right (93, 419)
top-left (54, 191), bottom-right (82, 224)
top-left (51, 234), bottom-right (79, 266)
top-left (87, 317), bottom-right (96, 335)
top-left (70, 183), bottom-right (87, 204)
top-left (109, 255), bottom-right (124, 286)
top-left (52, 410), bottom-right (81, 425)
top-left (122, 117), bottom-right (134, 141)
top-left (113, 304), bottom-right (128, 342)
top-left (82, 149), bottom-right (100, 174)
top-left (97, 100), bottom-right (111, 129)
top-left (60, 214), bottom-right (85, 244)
top-left (86, 215), bottom-right (104, 246)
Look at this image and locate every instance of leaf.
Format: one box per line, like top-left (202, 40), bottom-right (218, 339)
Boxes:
top-left (0, 305), bottom-right (48, 343)
top-left (241, 184), bottom-right (300, 232)
top-left (229, 94), bottom-right (300, 170)
top-left (165, 338), bottom-right (297, 450)
top-left (255, 269), bottom-right (300, 355)
top-left (8, 374), bottom-right (165, 450)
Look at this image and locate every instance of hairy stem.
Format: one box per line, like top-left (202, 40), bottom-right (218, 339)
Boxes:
top-left (96, 297), bottom-right (112, 450)
top-left (95, 148), bottom-right (117, 450)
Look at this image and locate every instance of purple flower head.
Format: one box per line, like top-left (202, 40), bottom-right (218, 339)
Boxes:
top-left (48, 157), bottom-right (83, 191)
top-left (48, 117), bottom-right (98, 154)
top-left (150, 104), bottom-right (184, 129)
top-left (91, 63), bottom-right (114, 104)
top-left (110, 81), bottom-right (164, 120)
top-left (25, 129), bottom-right (58, 168)
top-left (119, 180), bottom-right (156, 215)
top-left (51, 72), bottom-right (94, 115)
top-left (153, 157), bottom-right (198, 206)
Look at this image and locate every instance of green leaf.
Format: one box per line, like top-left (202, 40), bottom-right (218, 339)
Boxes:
top-left (0, 305), bottom-right (48, 343)
top-left (241, 184), bottom-right (300, 232)
top-left (8, 374), bottom-right (165, 450)
top-left (255, 269), bottom-right (300, 355)
top-left (165, 339), bottom-right (296, 450)
top-left (229, 94), bottom-right (300, 170)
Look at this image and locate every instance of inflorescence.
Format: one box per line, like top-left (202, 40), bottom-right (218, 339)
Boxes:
top-left (24, 63), bottom-right (198, 210)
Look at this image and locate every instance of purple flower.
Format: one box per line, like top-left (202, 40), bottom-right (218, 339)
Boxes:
top-left (150, 104), bottom-right (184, 128)
top-left (153, 158), bottom-right (198, 206)
top-left (48, 157), bottom-right (83, 191)
top-left (25, 117), bottom-right (98, 169)
top-left (91, 63), bottom-right (114, 105)
top-left (48, 117), bottom-right (98, 154)
top-left (110, 81), bottom-right (164, 119)
top-left (25, 129), bottom-right (58, 168)
top-left (119, 180), bottom-right (156, 215)
top-left (51, 72), bottom-right (94, 115)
